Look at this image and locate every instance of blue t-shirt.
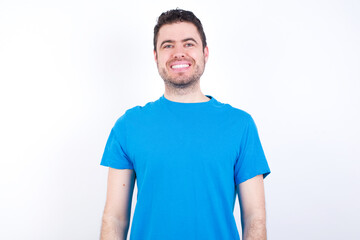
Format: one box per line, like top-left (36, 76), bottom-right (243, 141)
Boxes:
top-left (101, 94), bottom-right (270, 240)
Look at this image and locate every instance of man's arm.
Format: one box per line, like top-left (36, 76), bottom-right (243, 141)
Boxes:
top-left (236, 174), bottom-right (267, 240)
top-left (100, 168), bottom-right (136, 240)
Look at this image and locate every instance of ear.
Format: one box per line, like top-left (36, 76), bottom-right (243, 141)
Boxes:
top-left (204, 46), bottom-right (209, 63)
top-left (154, 50), bottom-right (158, 63)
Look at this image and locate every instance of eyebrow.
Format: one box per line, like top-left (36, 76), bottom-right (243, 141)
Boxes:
top-left (182, 38), bottom-right (198, 44)
top-left (159, 38), bottom-right (198, 48)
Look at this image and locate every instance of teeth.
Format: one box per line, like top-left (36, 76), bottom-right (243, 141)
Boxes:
top-left (172, 64), bottom-right (189, 69)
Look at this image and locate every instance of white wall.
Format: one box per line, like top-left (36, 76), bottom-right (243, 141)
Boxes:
top-left (1, 0), bottom-right (359, 239)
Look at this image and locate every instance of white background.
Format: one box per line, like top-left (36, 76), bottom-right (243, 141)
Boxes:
top-left (1, 0), bottom-right (359, 239)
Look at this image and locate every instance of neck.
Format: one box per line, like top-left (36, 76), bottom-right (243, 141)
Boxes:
top-left (163, 83), bottom-right (210, 103)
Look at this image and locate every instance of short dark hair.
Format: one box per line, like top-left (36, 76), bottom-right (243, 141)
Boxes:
top-left (153, 9), bottom-right (207, 51)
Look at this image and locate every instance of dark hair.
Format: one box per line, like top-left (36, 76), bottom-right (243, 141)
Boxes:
top-left (153, 9), bottom-right (207, 51)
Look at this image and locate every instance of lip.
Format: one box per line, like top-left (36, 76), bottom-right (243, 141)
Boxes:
top-left (170, 60), bottom-right (192, 67)
top-left (169, 60), bottom-right (192, 72)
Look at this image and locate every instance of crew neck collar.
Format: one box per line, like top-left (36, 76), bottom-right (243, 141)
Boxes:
top-left (160, 94), bottom-right (215, 107)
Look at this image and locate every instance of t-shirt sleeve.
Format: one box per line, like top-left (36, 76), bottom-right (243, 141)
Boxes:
top-left (234, 115), bottom-right (270, 185)
top-left (100, 114), bottom-right (134, 169)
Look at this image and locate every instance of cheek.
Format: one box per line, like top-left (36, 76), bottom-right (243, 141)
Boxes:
top-left (191, 52), bottom-right (202, 63)
top-left (160, 58), bottom-right (168, 67)
top-left (157, 54), bottom-right (169, 65)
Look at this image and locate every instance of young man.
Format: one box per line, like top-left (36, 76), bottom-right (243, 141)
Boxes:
top-left (100, 9), bottom-right (270, 240)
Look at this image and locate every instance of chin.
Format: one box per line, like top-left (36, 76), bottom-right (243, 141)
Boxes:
top-left (168, 77), bottom-right (199, 87)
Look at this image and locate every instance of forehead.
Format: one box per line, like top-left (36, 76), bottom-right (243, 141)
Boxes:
top-left (157, 22), bottom-right (201, 44)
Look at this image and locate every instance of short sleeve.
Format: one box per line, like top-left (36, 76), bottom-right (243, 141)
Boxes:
top-left (100, 114), bottom-right (134, 169)
top-left (234, 115), bottom-right (270, 185)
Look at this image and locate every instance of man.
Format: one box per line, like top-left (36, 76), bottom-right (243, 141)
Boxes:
top-left (100, 9), bottom-right (270, 240)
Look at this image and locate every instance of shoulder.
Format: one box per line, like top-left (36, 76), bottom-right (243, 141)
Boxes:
top-left (113, 99), bottom-right (159, 127)
top-left (124, 99), bottom-right (159, 118)
top-left (214, 98), bottom-right (254, 123)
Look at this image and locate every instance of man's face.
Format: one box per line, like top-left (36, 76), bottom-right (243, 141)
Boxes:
top-left (154, 22), bottom-right (209, 89)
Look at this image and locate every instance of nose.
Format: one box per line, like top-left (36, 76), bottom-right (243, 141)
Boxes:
top-left (173, 45), bottom-right (185, 59)
top-left (174, 52), bottom-right (185, 58)
top-left (174, 53), bottom-right (185, 59)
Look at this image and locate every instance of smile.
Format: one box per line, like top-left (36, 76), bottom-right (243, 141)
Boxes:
top-left (171, 64), bottom-right (190, 69)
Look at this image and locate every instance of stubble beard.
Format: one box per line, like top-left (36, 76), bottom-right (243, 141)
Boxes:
top-left (158, 59), bottom-right (206, 90)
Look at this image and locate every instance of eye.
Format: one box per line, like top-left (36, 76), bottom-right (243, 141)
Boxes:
top-left (185, 43), bottom-right (194, 47)
top-left (163, 45), bottom-right (173, 49)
